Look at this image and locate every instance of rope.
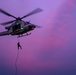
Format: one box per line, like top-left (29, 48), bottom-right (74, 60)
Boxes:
top-left (15, 49), bottom-right (19, 75)
top-left (15, 37), bottom-right (20, 75)
top-left (18, 37), bottom-right (20, 42)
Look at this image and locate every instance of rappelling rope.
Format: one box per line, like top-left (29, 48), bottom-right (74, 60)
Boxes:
top-left (15, 37), bottom-right (20, 75)
top-left (18, 37), bottom-right (20, 42)
top-left (15, 48), bottom-right (19, 75)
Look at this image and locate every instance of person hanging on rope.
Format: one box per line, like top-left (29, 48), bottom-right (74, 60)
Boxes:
top-left (17, 42), bottom-right (22, 49)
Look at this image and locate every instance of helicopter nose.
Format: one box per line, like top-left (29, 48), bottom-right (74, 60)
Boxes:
top-left (31, 24), bottom-right (36, 30)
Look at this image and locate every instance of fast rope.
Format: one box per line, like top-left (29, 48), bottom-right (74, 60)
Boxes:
top-left (15, 48), bottom-right (19, 75)
top-left (15, 38), bottom-right (22, 75)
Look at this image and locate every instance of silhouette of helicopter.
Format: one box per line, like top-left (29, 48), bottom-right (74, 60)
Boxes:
top-left (0, 8), bottom-right (43, 37)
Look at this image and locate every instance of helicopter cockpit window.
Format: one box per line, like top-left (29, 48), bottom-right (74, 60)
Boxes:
top-left (13, 23), bottom-right (21, 31)
top-left (27, 22), bottom-right (30, 24)
top-left (26, 22), bottom-right (30, 24)
top-left (24, 22), bottom-right (30, 25)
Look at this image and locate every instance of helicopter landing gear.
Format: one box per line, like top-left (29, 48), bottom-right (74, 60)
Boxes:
top-left (26, 32), bottom-right (31, 35)
top-left (17, 33), bottom-right (31, 38)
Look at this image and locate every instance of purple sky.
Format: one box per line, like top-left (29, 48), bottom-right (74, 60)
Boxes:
top-left (0, 0), bottom-right (76, 75)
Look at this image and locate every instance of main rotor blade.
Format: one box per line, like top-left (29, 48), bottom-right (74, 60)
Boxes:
top-left (21, 8), bottom-right (43, 19)
top-left (0, 8), bottom-right (17, 19)
top-left (0, 20), bottom-right (15, 25)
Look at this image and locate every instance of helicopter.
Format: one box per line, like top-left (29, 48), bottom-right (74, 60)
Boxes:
top-left (0, 8), bottom-right (43, 37)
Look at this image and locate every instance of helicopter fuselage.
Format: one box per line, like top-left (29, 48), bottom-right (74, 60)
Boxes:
top-left (11, 24), bottom-right (35, 35)
top-left (9, 21), bottom-right (35, 35)
top-left (0, 21), bottom-right (36, 36)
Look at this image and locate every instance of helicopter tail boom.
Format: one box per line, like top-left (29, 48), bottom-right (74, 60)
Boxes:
top-left (0, 31), bottom-right (10, 36)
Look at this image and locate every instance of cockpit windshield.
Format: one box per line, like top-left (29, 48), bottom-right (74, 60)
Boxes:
top-left (24, 22), bottom-right (30, 25)
top-left (26, 22), bottom-right (30, 24)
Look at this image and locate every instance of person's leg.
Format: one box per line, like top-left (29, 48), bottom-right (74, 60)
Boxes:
top-left (20, 46), bottom-right (22, 49)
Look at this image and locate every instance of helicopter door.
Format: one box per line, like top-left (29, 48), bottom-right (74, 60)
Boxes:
top-left (13, 23), bottom-right (21, 32)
